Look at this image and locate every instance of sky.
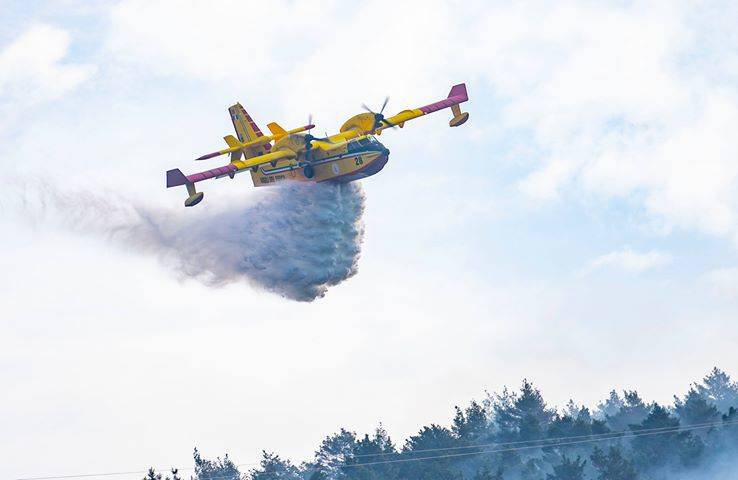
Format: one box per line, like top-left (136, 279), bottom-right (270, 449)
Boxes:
top-left (1, 0), bottom-right (738, 478)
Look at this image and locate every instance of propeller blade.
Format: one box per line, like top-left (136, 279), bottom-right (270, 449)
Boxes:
top-left (380, 96), bottom-right (389, 114)
top-left (305, 131), bottom-right (336, 148)
top-left (361, 103), bottom-right (374, 113)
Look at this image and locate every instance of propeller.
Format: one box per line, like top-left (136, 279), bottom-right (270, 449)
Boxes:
top-left (302, 114), bottom-right (335, 161)
top-left (362, 96), bottom-right (396, 130)
top-left (304, 115), bottom-right (315, 160)
top-left (303, 114), bottom-right (336, 147)
top-left (304, 114), bottom-right (317, 151)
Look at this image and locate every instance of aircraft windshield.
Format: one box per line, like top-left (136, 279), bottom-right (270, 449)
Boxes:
top-left (347, 136), bottom-right (383, 153)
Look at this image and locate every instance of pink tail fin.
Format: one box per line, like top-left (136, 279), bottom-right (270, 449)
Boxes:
top-left (166, 168), bottom-right (189, 188)
top-left (447, 83), bottom-right (468, 102)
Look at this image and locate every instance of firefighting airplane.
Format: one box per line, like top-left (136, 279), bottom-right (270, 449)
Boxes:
top-left (166, 83), bottom-right (469, 207)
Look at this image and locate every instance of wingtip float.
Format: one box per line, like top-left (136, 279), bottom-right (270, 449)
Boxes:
top-left (166, 83), bottom-right (469, 207)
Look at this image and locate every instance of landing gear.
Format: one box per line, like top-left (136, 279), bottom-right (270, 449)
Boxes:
top-left (185, 192), bottom-right (204, 207)
top-left (449, 104), bottom-right (469, 127)
top-left (184, 183), bottom-right (204, 207)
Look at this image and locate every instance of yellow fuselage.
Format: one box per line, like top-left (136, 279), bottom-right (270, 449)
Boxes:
top-left (249, 135), bottom-right (390, 187)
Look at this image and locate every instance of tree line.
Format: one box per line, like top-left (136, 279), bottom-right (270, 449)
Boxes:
top-left (146, 367), bottom-right (738, 480)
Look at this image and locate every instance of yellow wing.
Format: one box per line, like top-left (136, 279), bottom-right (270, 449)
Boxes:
top-left (326, 84), bottom-right (469, 142)
top-left (376, 83), bottom-right (469, 133)
top-left (231, 149), bottom-right (296, 171)
top-left (167, 149), bottom-right (296, 189)
top-left (311, 138), bottom-right (348, 152)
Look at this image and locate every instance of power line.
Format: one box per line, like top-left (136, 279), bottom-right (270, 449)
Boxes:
top-left (16, 419), bottom-right (737, 480)
top-left (16, 472), bottom-right (159, 480)
top-left (350, 417), bottom-right (731, 458)
top-left (341, 419), bottom-right (738, 468)
top-left (15, 463), bottom-right (262, 480)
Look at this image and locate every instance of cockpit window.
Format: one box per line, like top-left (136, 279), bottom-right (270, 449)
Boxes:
top-left (347, 136), bottom-right (381, 153)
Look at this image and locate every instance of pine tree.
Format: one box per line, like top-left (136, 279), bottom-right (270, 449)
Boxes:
top-left (721, 407), bottom-right (738, 445)
top-left (678, 434), bottom-right (705, 468)
top-left (548, 406), bottom-right (609, 441)
top-left (694, 368), bottom-right (738, 414)
top-left (473, 465), bottom-right (504, 480)
top-left (404, 424), bottom-right (458, 451)
top-left (490, 381), bottom-right (554, 442)
top-left (516, 380), bottom-right (555, 441)
top-left (401, 425), bottom-right (460, 480)
top-left (545, 456), bottom-right (586, 480)
top-left (193, 449), bottom-right (242, 480)
top-left (631, 404), bottom-right (696, 470)
top-left (597, 391), bottom-right (624, 421)
top-left (452, 400), bottom-right (489, 442)
top-left (590, 446), bottom-right (637, 480)
top-left (249, 452), bottom-right (302, 480)
top-left (604, 391), bottom-right (650, 432)
top-left (143, 468), bottom-right (162, 480)
top-left (307, 429), bottom-right (357, 480)
top-left (348, 426), bottom-right (399, 480)
top-left (490, 387), bottom-right (518, 442)
top-left (143, 468), bottom-right (183, 480)
top-left (521, 457), bottom-right (545, 480)
top-left (674, 388), bottom-right (720, 426)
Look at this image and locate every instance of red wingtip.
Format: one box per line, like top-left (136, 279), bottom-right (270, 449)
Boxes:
top-left (196, 151), bottom-right (221, 161)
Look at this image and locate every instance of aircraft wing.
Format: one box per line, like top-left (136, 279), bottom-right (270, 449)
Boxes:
top-left (376, 83), bottom-right (469, 133)
top-left (166, 149), bottom-right (296, 206)
top-left (311, 138), bottom-right (348, 152)
top-left (230, 150), bottom-right (296, 171)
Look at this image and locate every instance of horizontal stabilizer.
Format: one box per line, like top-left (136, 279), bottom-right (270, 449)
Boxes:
top-left (223, 135), bottom-right (241, 148)
top-left (267, 122), bottom-right (288, 139)
top-left (166, 168), bottom-right (189, 188)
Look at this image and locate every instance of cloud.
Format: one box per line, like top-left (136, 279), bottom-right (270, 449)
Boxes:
top-left (702, 267), bottom-right (738, 299)
top-left (106, 0), bottom-right (337, 85)
top-left (466, 3), bottom-right (738, 242)
top-left (0, 24), bottom-right (95, 114)
top-left (580, 248), bottom-right (672, 276)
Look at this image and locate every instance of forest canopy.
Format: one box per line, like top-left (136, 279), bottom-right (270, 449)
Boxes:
top-left (151, 368), bottom-right (738, 480)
